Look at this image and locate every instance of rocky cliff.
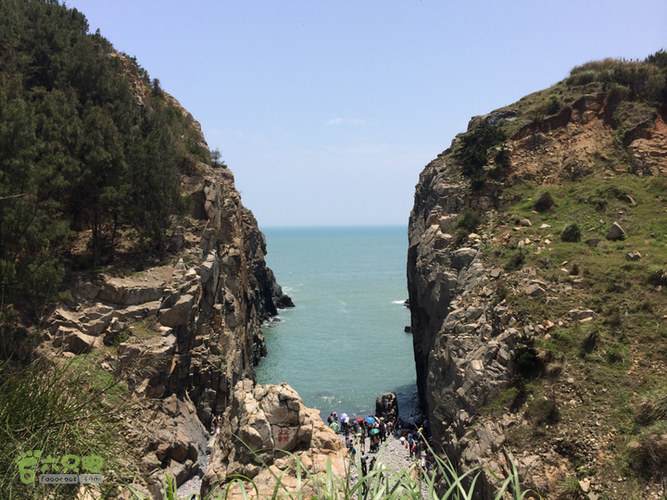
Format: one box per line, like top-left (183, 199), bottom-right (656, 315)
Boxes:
top-left (32, 86), bottom-right (346, 496)
top-left (408, 57), bottom-right (667, 498)
top-left (0, 4), bottom-right (344, 494)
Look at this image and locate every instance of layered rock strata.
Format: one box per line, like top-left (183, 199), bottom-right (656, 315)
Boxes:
top-left (38, 88), bottom-right (303, 493)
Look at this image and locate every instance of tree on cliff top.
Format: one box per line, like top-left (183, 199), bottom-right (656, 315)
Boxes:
top-left (0, 0), bottom-right (206, 303)
top-left (454, 121), bottom-right (507, 189)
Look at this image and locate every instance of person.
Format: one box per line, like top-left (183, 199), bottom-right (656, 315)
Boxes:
top-left (345, 435), bottom-right (356, 458)
top-left (212, 415), bottom-right (221, 435)
top-left (372, 434), bottom-right (379, 453)
top-left (359, 433), bottom-right (366, 454)
top-left (360, 454), bottom-right (369, 496)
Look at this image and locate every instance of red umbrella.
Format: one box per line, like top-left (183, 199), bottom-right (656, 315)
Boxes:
top-left (354, 417), bottom-right (365, 422)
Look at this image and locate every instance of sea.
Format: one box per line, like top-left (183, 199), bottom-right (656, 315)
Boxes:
top-left (255, 226), bottom-right (419, 422)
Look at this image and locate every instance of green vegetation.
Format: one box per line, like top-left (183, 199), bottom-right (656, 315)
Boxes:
top-left (533, 191), bottom-right (555, 213)
top-left (127, 445), bottom-right (537, 500)
top-left (560, 223), bottom-right (582, 243)
top-left (0, 0), bottom-right (209, 306)
top-left (454, 122), bottom-right (508, 189)
top-left (454, 209), bottom-right (483, 233)
top-left (480, 171), bottom-right (667, 496)
top-left (545, 93), bottom-right (562, 115)
top-left (566, 53), bottom-right (667, 106)
top-left (127, 316), bottom-right (162, 341)
top-left (449, 51), bottom-right (667, 191)
top-left (0, 356), bottom-right (131, 499)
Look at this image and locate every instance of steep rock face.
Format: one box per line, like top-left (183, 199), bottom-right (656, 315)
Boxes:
top-left (40, 89), bottom-right (296, 492)
top-left (408, 89), bottom-right (667, 497)
top-left (408, 159), bottom-right (498, 409)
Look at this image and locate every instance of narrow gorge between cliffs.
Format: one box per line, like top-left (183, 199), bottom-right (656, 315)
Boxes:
top-left (255, 226), bottom-right (419, 420)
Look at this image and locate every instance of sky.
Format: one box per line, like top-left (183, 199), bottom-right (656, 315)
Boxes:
top-left (65, 1), bottom-right (667, 228)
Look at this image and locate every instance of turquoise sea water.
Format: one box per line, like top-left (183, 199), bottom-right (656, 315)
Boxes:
top-left (256, 226), bottom-right (418, 421)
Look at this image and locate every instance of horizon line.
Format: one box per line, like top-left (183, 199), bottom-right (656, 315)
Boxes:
top-left (259, 223), bottom-right (408, 230)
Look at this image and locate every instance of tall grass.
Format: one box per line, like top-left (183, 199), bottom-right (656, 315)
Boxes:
top-left (0, 357), bottom-right (131, 499)
top-left (566, 55), bottom-right (666, 105)
top-left (127, 442), bottom-right (538, 500)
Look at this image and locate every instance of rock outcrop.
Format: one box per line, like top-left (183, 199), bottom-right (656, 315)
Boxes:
top-left (38, 89), bottom-right (297, 494)
top-left (408, 81), bottom-right (667, 498)
top-left (376, 392), bottom-right (399, 421)
top-left (201, 381), bottom-right (347, 498)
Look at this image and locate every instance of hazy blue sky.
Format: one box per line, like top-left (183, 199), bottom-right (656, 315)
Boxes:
top-left (66, 1), bottom-right (666, 228)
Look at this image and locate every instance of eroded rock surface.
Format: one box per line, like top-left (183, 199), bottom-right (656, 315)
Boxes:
top-left (202, 382), bottom-right (347, 499)
top-left (408, 91), bottom-right (667, 498)
top-left (39, 90), bottom-right (295, 495)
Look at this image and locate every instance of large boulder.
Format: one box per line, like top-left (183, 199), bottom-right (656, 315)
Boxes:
top-left (375, 392), bottom-right (399, 421)
top-left (158, 294), bottom-right (196, 327)
top-left (65, 332), bottom-right (101, 354)
top-left (451, 247), bottom-right (478, 270)
top-left (97, 277), bottom-right (165, 305)
top-left (606, 221), bottom-right (626, 240)
top-left (202, 382), bottom-right (347, 498)
top-left (146, 394), bottom-right (208, 488)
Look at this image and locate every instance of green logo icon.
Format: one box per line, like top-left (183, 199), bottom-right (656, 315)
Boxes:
top-left (17, 451), bottom-right (103, 484)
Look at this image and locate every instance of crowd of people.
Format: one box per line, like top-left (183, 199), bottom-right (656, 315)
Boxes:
top-left (326, 411), bottom-right (435, 472)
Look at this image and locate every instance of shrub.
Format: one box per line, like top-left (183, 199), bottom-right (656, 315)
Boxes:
top-left (646, 49), bottom-right (667, 70)
top-left (454, 209), bottom-right (483, 232)
top-left (606, 346), bottom-right (624, 364)
top-left (489, 146), bottom-right (512, 180)
top-left (534, 191), bottom-right (555, 212)
top-left (545, 362), bottom-right (563, 379)
top-left (546, 93), bottom-right (562, 115)
top-left (636, 393), bottom-right (667, 426)
top-left (581, 328), bottom-right (600, 354)
top-left (454, 122), bottom-right (508, 189)
top-left (151, 78), bottom-right (164, 98)
top-left (566, 55), bottom-right (667, 105)
top-left (506, 250), bottom-right (526, 270)
top-left (525, 398), bottom-right (559, 425)
top-left (628, 425), bottom-right (667, 480)
top-left (104, 327), bottom-right (131, 347)
top-left (557, 475), bottom-right (584, 499)
top-left (513, 335), bottom-right (543, 378)
top-left (0, 307), bottom-right (40, 365)
top-left (648, 266), bottom-right (667, 287)
top-left (560, 223), bottom-right (582, 242)
top-left (495, 281), bottom-right (509, 302)
top-left (603, 307), bottom-right (623, 329)
top-left (570, 263), bottom-right (580, 276)
top-left (607, 82), bottom-right (630, 106)
top-left (210, 148), bottom-right (227, 168)
top-left (589, 197), bottom-right (608, 211)
top-left (454, 227), bottom-right (470, 245)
